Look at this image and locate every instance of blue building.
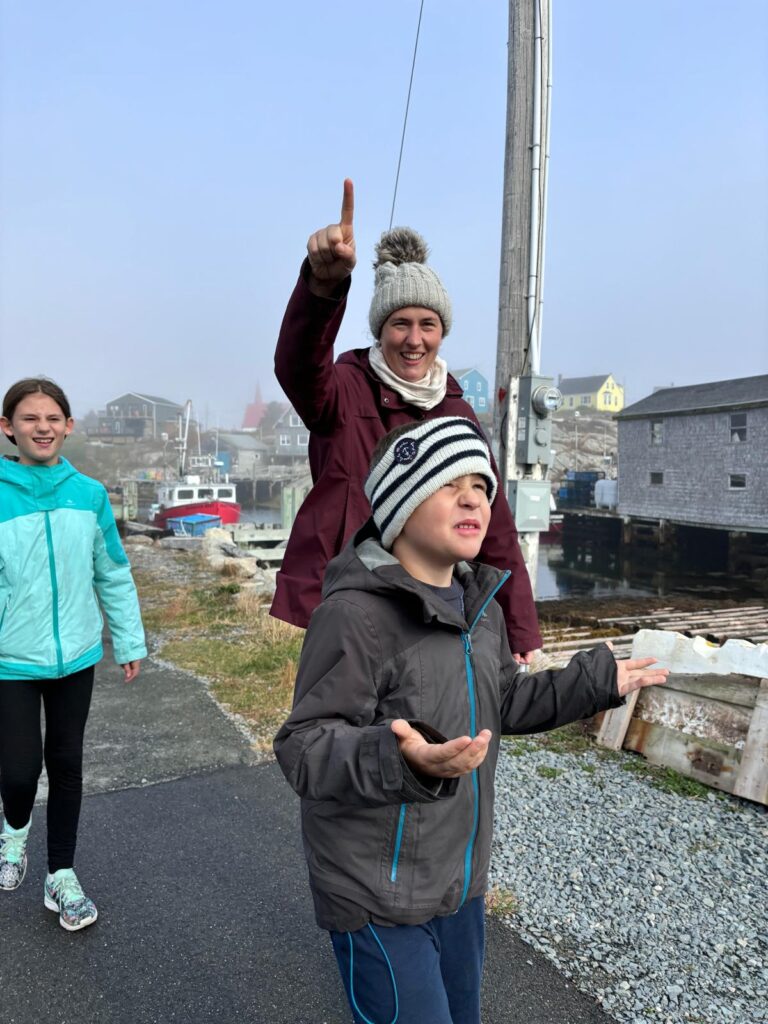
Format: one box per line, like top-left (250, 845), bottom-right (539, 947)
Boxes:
top-left (452, 368), bottom-right (490, 414)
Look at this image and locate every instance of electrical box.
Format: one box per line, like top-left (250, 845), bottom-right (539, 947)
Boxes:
top-left (515, 374), bottom-right (562, 466)
top-left (506, 480), bottom-right (551, 532)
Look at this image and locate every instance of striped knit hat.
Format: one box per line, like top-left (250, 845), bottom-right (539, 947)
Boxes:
top-left (364, 417), bottom-right (497, 550)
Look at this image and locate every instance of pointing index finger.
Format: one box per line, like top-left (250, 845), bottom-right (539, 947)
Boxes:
top-left (340, 178), bottom-right (354, 229)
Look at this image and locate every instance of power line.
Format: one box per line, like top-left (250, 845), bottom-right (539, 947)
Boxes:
top-left (389, 0), bottom-right (425, 230)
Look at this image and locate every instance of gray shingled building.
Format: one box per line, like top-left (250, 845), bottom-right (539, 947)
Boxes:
top-left (616, 375), bottom-right (768, 532)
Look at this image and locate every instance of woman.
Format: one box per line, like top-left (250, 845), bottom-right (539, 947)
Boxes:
top-left (270, 180), bottom-right (541, 659)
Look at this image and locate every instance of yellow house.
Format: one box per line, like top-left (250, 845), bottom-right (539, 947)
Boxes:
top-left (558, 374), bottom-right (625, 413)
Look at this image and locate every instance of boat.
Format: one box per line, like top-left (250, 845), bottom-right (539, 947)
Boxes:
top-left (150, 479), bottom-right (241, 529)
top-left (148, 401), bottom-right (241, 529)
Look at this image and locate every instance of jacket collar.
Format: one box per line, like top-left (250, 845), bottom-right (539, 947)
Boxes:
top-left (336, 348), bottom-right (464, 411)
top-left (323, 518), bottom-right (508, 632)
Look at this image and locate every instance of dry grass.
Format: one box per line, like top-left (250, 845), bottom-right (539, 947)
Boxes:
top-left (485, 885), bottom-right (519, 918)
top-left (134, 557), bottom-right (303, 751)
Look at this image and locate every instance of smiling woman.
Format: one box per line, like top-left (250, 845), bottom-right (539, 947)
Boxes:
top-left (376, 307), bottom-right (443, 383)
top-left (270, 180), bottom-right (542, 660)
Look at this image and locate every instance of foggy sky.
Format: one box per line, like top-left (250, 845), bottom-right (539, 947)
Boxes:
top-left (1, 0), bottom-right (766, 428)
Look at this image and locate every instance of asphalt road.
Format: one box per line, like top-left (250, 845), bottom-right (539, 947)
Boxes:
top-left (0, 646), bottom-right (609, 1024)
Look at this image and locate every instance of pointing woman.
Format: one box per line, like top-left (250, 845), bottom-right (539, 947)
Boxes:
top-left (271, 180), bottom-right (541, 659)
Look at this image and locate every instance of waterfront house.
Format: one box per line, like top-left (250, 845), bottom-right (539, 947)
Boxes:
top-left (616, 374), bottom-right (768, 532)
top-left (452, 368), bottom-right (491, 414)
top-left (216, 432), bottom-right (270, 477)
top-left (269, 406), bottom-right (310, 466)
top-left (559, 374), bottom-right (624, 414)
top-left (98, 393), bottom-right (185, 440)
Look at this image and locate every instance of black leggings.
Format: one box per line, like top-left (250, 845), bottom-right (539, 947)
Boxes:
top-left (0, 666), bottom-right (94, 873)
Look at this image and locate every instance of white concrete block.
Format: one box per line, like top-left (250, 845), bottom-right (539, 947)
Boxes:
top-left (631, 629), bottom-right (768, 678)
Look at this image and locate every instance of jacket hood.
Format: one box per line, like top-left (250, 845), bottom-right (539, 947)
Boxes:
top-left (322, 517), bottom-right (509, 630)
top-left (0, 455), bottom-right (80, 500)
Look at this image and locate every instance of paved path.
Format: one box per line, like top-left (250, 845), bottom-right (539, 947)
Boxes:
top-left (1, 644), bottom-right (608, 1024)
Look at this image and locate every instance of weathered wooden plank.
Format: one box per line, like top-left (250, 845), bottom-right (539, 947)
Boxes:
top-left (659, 673), bottom-right (760, 709)
top-left (601, 609), bottom-right (763, 625)
top-left (600, 606), bottom-right (767, 626)
top-left (596, 690), bottom-right (640, 751)
top-left (596, 608), bottom-right (676, 623)
top-left (623, 719), bottom-right (742, 795)
top-left (543, 632), bottom-right (635, 651)
top-left (633, 686), bottom-right (752, 748)
top-left (733, 679), bottom-right (768, 804)
top-left (649, 619), bottom-right (768, 634)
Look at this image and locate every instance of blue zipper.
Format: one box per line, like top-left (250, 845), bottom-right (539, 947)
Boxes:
top-left (44, 512), bottom-right (64, 676)
top-left (458, 570), bottom-right (511, 907)
top-left (390, 803), bottom-right (407, 882)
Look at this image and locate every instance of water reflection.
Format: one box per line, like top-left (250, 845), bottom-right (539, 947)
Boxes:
top-left (537, 542), bottom-right (760, 602)
top-left (536, 544), bottom-right (653, 601)
top-left (244, 506), bottom-right (760, 604)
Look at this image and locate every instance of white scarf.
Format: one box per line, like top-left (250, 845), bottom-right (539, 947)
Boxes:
top-left (368, 345), bottom-right (448, 411)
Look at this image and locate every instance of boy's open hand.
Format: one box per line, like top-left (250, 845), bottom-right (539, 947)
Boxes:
top-left (391, 719), bottom-right (492, 778)
top-left (307, 178), bottom-right (356, 293)
top-left (606, 642), bottom-right (669, 696)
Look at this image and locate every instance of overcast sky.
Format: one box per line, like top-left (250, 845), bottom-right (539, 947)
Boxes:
top-left (1, 0), bottom-right (766, 428)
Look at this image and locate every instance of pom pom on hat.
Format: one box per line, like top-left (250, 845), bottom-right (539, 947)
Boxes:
top-left (368, 227), bottom-right (452, 339)
top-left (373, 228), bottom-right (429, 269)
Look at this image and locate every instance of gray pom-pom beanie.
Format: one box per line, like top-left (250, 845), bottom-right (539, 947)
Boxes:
top-left (368, 227), bottom-right (452, 340)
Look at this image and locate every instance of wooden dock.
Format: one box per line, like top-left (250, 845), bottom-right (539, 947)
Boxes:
top-left (540, 604), bottom-right (768, 665)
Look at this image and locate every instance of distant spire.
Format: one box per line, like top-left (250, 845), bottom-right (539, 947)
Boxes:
top-left (242, 383), bottom-right (266, 430)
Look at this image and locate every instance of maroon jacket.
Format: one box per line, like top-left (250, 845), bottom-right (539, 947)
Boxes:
top-left (270, 264), bottom-right (542, 654)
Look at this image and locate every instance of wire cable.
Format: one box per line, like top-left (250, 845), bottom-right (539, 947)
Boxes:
top-left (389, 0), bottom-right (425, 229)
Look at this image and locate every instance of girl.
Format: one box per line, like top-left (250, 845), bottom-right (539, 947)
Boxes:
top-left (0, 377), bottom-right (146, 931)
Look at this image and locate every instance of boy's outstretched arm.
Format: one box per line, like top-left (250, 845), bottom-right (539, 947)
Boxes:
top-left (499, 642), bottom-right (668, 735)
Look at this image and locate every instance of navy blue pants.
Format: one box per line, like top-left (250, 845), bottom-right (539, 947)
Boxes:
top-left (330, 897), bottom-right (485, 1024)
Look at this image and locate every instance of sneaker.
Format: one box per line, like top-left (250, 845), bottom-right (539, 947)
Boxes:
top-left (0, 826), bottom-right (29, 891)
top-left (44, 870), bottom-right (98, 931)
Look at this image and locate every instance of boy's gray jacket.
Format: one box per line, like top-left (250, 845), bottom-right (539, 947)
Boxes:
top-left (274, 523), bottom-right (624, 930)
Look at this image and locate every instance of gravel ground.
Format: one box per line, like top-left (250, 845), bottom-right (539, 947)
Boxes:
top-left (490, 744), bottom-right (768, 1024)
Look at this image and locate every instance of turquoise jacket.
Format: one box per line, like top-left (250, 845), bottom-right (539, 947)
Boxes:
top-left (0, 456), bottom-right (147, 681)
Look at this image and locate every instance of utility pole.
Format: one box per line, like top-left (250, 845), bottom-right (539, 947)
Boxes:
top-left (493, 0), bottom-right (554, 594)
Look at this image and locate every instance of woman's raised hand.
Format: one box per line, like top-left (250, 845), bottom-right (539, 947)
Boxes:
top-left (307, 179), bottom-right (357, 291)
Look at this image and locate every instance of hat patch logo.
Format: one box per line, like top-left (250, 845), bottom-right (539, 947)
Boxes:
top-left (393, 437), bottom-right (419, 464)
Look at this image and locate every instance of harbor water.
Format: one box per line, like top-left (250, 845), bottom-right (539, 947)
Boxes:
top-left (243, 508), bottom-right (760, 603)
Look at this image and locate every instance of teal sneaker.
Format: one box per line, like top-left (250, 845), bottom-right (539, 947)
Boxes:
top-left (0, 824), bottom-right (29, 891)
top-left (44, 869), bottom-right (98, 931)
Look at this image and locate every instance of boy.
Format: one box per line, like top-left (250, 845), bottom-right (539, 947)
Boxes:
top-left (274, 417), bottom-right (668, 1024)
